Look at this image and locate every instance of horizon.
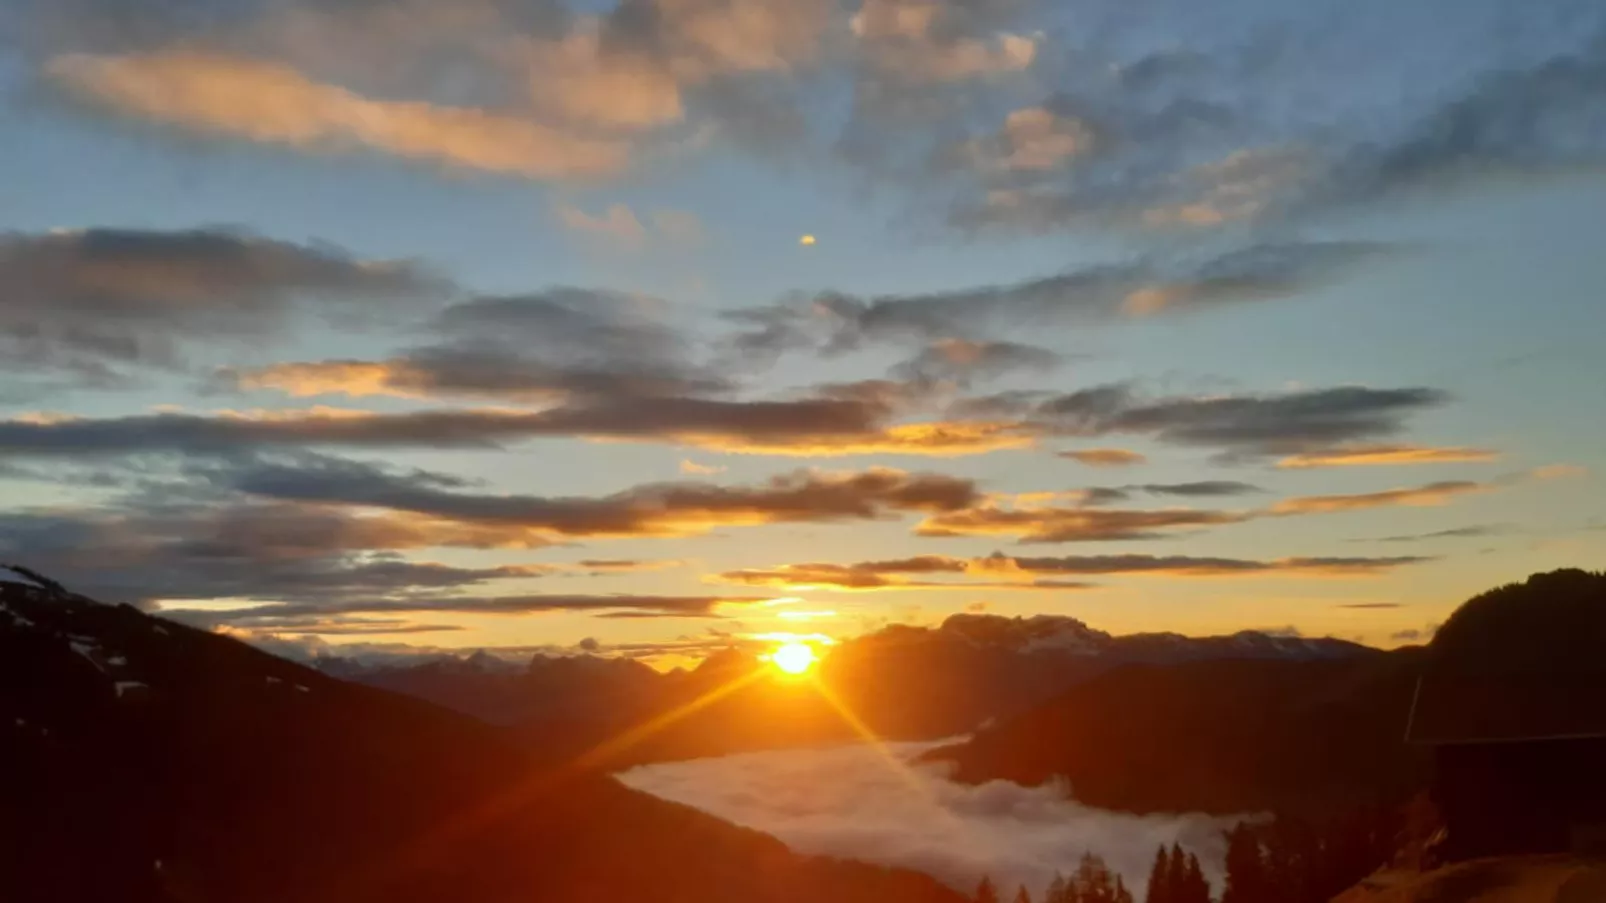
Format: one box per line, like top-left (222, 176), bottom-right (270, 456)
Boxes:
top-left (4, 0), bottom-right (1606, 670)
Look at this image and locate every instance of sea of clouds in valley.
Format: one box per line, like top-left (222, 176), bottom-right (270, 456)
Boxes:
top-left (617, 741), bottom-right (1248, 898)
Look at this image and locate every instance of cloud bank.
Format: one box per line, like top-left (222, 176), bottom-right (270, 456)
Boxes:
top-left (617, 740), bottom-right (1245, 898)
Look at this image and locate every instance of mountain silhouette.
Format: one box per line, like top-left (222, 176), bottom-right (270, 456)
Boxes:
top-left (927, 569), bottom-right (1606, 822)
top-left (926, 650), bottom-right (1427, 817)
top-left (332, 613), bottom-right (1375, 767)
top-left (0, 568), bottom-right (966, 903)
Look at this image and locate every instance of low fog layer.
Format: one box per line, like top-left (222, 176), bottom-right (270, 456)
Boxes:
top-left (617, 741), bottom-right (1247, 897)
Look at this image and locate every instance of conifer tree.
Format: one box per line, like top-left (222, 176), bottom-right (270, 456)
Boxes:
top-left (1046, 873), bottom-right (1068, 903)
top-left (1015, 884), bottom-right (1034, 903)
top-left (1222, 824), bottom-right (1266, 903)
top-left (1181, 852), bottom-right (1210, 903)
top-left (1144, 844), bottom-right (1172, 903)
top-left (1166, 843), bottom-right (1187, 900)
top-left (1114, 874), bottom-right (1135, 903)
top-left (1073, 852), bottom-right (1116, 903)
top-left (976, 875), bottom-right (1000, 903)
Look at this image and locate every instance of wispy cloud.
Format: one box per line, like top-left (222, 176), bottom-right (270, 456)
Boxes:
top-left (215, 289), bottom-right (726, 404)
top-left (0, 402), bottom-right (1035, 459)
top-left (555, 203), bottom-right (705, 248)
top-left (1359, 525), bottom-right (1508, 544)
top-left (850, 0), bottom-right (1039, 85)
top-left (27, 0), bottom-right (1606, 238)
top-left (207, 457), bottom-right (983, 540)
top-left (1032, 383), bottom-right (1449, 460)
top-left (1275, 445), bottom-right (1500, 468)
top-left (1269, 481), bottom-right (1490, 515)
top-left (166, 592), bottom-right (768, 631)
top-left (1057, 448), bottom-right (1147, 468)
top-left (0, 226), bottom-right (433, 388)
top-left (573, 559), bottom-right (687, 574)
top-left (679, 459), bottom-right (727, 475)
top-left (915, 505), bottom-right (1250, 543)
top-left (911, 473), bottom-right (1509, 544)
top-left (939, 6), bottom-right (1606, 232)
top-left (713, 552), bottom-right (1430, 590)
top-left (725, 243), bottom-right (1392, 359)
top-left (50, 51), bottom-right (633, 179)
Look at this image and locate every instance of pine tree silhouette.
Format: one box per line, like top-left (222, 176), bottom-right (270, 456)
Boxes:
top-left (1046, 872), bottom-right (1068, 903)
top-left (1222, 824), bottom-right (1266, 903)
top-left (1072, 852), bottom-right (1118, 903)
top-left (1181, 852), bottom-right (1210, 903)
top-left (1014, 884), bottom-right (1034, 903)
top-left (976, 875), bottom-right (1001, 903)
top-left (1144, 844), bottom-right (1172, 903)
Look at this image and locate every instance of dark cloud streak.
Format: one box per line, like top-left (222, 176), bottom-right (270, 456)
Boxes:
top-left (0, 227), bottom-right (435, 387)
top-left (723, 242), bottom-right (1391, 360)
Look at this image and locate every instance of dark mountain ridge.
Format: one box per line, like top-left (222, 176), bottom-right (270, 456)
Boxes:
top-left (926, 650), bottom-right (1429, 817)
top-left (926, 569), bottom-right (1606, 823)
top-left (326, 612), bottom-right (1376, 765)
top-left (0, 568), bottom-right (965, 903)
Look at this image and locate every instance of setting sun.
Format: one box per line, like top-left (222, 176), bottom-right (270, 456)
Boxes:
top-left (770, 642), bottom-right (817, 676)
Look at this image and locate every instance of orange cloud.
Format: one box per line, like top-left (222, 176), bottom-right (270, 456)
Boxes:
top-left (1, 401), bottom-right (1038, 459)
top-left (515, 27), bottom-right (686, 131)
top-left (1269, 480), bottom-right (1489, 515)
top-left (1058, 448), bottom-right (1148, 467)
top-left (964, 107), bottom-right (1094, 175)
top-left (653, 0), bottom-right (834, 77)
top-left (221, 461), bottom-right (984, 541)
top-left (556, 203), bottom-right (649, 244)
top-left (49, 51), bottom-right (629, 179)
top-left (915, 505), bottom-right (1250, 543)
top-left (1530, 463), bottom-right (1588, 481)
top-left (710, 562), bottom-right (1087, 592)
top-left (1140, 147), bottom-right (1306, 229)
top-left (572, 559), bottom-right (687, 573)
top-left (712, 552), bottom-right (1430, 590)
top-left (555, 202), bottom-right (705, 248)
top-left (679, 459), bottom-right (727, 475)
top-left (852, 0), bottom-right (1038, 82)
top-left (226, 361), bottom-right (441, 400)
top-left (690, 420), bottom-right (1035, 457)
top-left (1275, 444), bottom-right (1500, 468)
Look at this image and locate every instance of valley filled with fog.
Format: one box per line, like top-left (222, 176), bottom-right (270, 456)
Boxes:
top-left (618, 740), bottom-right (1245, 897)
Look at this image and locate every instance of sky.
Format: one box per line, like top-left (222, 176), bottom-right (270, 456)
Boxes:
top-left (2, 0), bottom-right (1604, 667)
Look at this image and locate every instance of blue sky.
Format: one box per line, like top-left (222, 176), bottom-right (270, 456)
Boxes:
top-left (2, 0), bottom-right (1604, 665)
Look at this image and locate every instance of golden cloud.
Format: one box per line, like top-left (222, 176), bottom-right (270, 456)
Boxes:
top-left (1269, 480), bottom-right (1489, 515)
top-left (914, 504), bottom-right (1250, 543)
top-left (50, 51), bottom-right (630, 179)
top-left (688, 420), bottom-right (1035, 457)
top-left (713, 551), bottom-right (1430, 590)
top-left (1057, 448), bottom-right (1148, 467)
top-left (1275, 444), bottom-right (1500, 468)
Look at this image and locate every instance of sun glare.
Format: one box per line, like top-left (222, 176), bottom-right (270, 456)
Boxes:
top-left (770, 642), bottom-right (816, 676)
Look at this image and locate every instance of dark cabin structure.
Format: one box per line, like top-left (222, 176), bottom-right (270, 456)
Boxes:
top-left (1405, 569), bottom-right (1606, 861)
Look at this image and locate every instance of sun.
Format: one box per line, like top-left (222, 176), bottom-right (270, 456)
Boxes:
top-left (770, 641), bottom-right (816, 676)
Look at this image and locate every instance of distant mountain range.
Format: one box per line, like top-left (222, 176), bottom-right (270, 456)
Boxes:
top-left (0, 567), bottom-right (965, 903)
top-left (321, 611), bottom-right (1375, 766)
top-left (924, 570), bottom-right (1606, 819)
top-left (925, 651), bottom-right (1429, 817)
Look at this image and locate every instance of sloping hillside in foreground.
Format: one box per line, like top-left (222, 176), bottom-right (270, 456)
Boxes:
top-left (0, 570), bottom-right (965, 903)
top-left (1333, 856), bottom-right (1606, 903)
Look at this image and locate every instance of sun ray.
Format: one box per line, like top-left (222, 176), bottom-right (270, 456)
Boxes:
top-left (330, 665), bottom-right (771, 897)
top-left (804, 677), bottom-right (970, 836)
